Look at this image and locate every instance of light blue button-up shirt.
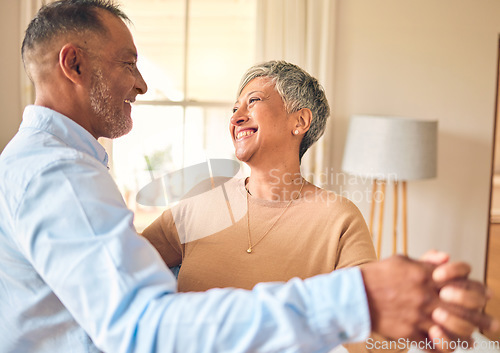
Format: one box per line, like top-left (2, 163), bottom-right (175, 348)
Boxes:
top-left (0, 105), bottom-right (371, 353)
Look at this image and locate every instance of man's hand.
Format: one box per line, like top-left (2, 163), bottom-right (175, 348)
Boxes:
top-left (421, 251), bottom-right (498, 351)
top-left (361, 255), bottom-right (437, 341)
top-left (360, 254), bottom-right (499, 352)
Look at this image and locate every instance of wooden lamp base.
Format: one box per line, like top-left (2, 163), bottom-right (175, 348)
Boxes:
top-left (369, 179), bottom-right (408, 259)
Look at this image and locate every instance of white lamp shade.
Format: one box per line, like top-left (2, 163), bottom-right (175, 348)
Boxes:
top-left (341, 115), bottom-right (438, 181)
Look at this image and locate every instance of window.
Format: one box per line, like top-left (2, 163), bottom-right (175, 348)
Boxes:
top-left (111, 0), bottom-right (256, 231)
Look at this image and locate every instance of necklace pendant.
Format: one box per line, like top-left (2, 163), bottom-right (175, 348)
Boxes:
top-left (246, 248), bottom-right (252, 254)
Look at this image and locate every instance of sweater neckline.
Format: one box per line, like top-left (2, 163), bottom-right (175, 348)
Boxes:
top-left (236, 177), bottom-right (309, 208)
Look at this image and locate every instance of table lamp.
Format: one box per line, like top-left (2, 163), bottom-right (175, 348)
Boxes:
top-left (341, 115), bottom-right (437, 258)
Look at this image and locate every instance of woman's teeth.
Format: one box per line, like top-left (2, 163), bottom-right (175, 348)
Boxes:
top-left (236, 130), bottom-right (255, 139)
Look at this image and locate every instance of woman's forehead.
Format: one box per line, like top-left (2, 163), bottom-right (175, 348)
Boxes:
top-left (240, 77), bottom-right (275, 94)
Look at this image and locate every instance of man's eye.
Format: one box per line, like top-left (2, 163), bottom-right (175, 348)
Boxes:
top-left (125, 62), bottom-right (136, 70)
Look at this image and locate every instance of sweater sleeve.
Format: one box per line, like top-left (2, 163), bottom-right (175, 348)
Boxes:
top-left (141, 209), bottom-right (183, 267)
top-left (334, 198), bottom-right (377, 270)
top-left (334, 199), bottom-right (407, 353)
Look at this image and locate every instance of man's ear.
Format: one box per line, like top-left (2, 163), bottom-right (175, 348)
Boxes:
top-left (59, 43), bottom-right (85, 84)
top-left (292, 108), bottom-right (312, 135)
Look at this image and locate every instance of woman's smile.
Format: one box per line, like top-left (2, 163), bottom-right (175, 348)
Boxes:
top-left (235, 128), bottom-right (257, 141)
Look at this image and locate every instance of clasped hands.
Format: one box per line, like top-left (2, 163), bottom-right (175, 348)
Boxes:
top-left (361, 250), bottom-right (499, 352)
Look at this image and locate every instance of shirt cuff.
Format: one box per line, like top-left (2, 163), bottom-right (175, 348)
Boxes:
top-left (305, 267), bottom-right (371, 346)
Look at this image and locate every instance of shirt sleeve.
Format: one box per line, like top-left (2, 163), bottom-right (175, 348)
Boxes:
top-left (16, 157), bottom-right (371, 353)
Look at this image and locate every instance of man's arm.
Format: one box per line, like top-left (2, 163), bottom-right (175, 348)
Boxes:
top-left (17, 159), bottom-right (372, 352)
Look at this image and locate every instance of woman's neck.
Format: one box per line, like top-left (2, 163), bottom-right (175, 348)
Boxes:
top-left (246, 164), bottom-right (303, 201)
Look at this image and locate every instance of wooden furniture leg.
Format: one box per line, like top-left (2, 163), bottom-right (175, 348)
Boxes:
top-left (402, 181), bottom-right (408, 255)
top-left (393, 181), bottom-right (398, 255)
top-left (376, 181), bottom-right (386, 259)
top-left (369, 180), bottom-right (377, 237)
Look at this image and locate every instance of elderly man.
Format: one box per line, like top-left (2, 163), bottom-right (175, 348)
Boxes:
top-left (0, 1), bottom-right (496, 352)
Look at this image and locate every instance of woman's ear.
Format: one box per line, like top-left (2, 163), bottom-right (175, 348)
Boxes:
top-left (59, 43), bottom-right (85, 84)
top-left (292, 108), bottom-right (312, 135)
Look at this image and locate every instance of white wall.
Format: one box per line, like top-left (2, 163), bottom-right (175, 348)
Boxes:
top-left (0, 0), bottom-right (22, 152)
top-left (330, 0), bottom-right (500, 279)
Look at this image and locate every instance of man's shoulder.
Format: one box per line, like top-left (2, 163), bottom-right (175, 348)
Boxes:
top-left (0, 130), bottom-right (101, 194)
top-left (2, 130), bottom-right (76, 168)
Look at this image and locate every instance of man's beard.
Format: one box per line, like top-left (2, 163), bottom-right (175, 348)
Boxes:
top-left (89, 68), bottom-right (133, 139)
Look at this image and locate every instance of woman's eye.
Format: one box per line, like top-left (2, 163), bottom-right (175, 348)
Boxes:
top-left (249, 97), bottom-right (260, 104)
top-left (232, 107), bottom-right (238, 113)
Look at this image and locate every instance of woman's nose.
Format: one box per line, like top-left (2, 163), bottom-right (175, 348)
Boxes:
top-left (230, 109), bottom-right (249, 126)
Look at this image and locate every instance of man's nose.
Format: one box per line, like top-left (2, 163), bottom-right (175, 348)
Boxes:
top-left (135, 69), bottom-right (148, 95)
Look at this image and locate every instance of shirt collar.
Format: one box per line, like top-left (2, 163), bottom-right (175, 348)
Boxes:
top-left (21, 105), bottom-right (109, 168)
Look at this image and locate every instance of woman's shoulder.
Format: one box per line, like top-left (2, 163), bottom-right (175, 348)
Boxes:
top-left (301, 184), bottom-right (359, 211)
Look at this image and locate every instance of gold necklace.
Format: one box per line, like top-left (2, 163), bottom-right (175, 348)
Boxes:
top-left (245, 178), bottom-right (305, 254)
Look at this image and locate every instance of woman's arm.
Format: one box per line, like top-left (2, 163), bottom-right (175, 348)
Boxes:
top-left (334, 197), bottom-right (377, 269)
top-left (141, 209), bottom-right (183, 267)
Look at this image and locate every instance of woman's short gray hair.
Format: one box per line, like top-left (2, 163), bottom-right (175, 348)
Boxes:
top-left (237, 60), bottom-right (330, 161)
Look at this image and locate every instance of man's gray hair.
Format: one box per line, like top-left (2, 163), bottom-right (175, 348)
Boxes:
top-left (237, 60), bottom-right (330, 161)
top-left (22, 0), bottom-right (129, 71)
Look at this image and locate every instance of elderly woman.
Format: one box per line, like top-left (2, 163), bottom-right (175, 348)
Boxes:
top-left (142, 61), bottom-right (392, 353)
top-left (142, 60), bottom-right (377, 291)
top-left (142, 61), bottom-right (400, 353)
